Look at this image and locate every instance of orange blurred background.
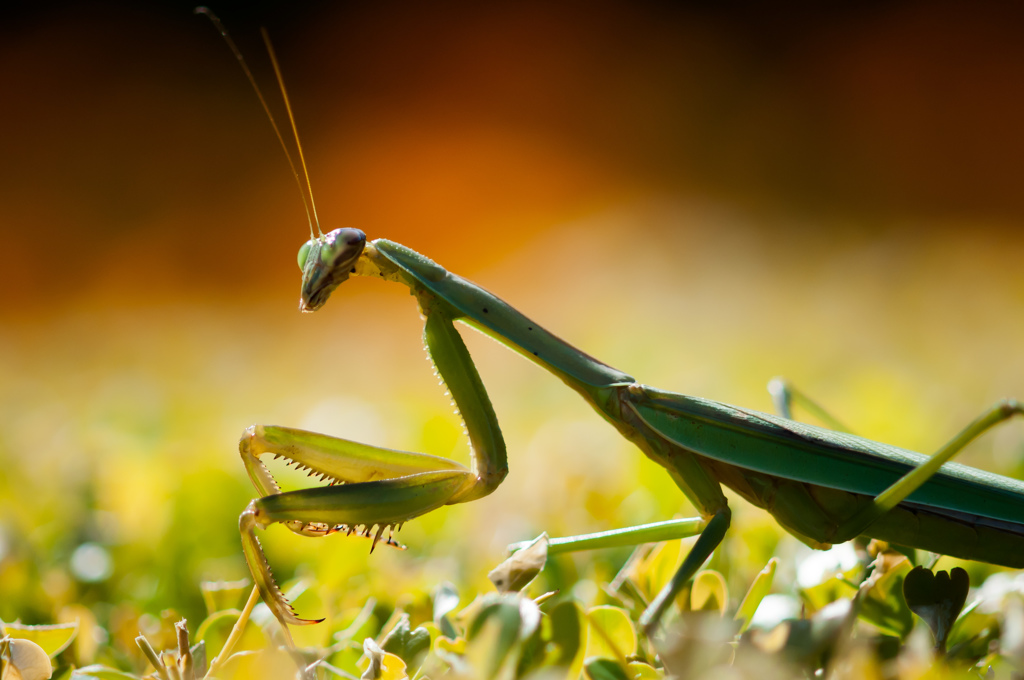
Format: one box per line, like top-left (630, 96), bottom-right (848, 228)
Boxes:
top-left (1, 1), bottom-right (1024, 626)
top-left (4, 2), bottom-right (1024, 311)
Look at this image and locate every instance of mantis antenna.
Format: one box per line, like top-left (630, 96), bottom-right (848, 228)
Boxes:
top-left (196, 7), bottom-right (323, 239)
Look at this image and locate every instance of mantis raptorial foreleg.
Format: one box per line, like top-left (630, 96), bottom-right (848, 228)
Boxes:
top-left (237, 232), bottom-right (513, 627)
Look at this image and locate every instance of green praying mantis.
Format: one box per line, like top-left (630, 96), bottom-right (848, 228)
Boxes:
top-left (196, 8), bottom-right (1024, 638)
top-left (237, 226), bottom-right (1024, 632)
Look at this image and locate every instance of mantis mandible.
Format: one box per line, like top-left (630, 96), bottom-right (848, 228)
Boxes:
top-left (238, 226), bottom-right (1024, 632)
top-left (197, 9), bottom-right (1024, 636)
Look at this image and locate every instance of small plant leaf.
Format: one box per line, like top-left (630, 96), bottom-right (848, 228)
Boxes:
top-left (466, 600), bottom-right (522, 679)
top-left (735, 558), bottom-right (778, 633)
top-left (691, 570), bottom-right (728, 615)
top-left (433, 582), bottom-right (461, 639)
top-left (546, 601), bottom-right (583, 670)
top-left (2, 623), bottom-right (78, 660)
top-left (584, 657), bottom-right (630, 680)
top-left (902, 566), bottom-right (970, 652)
top-left (585, 606), bottom-right (636, 664)
top-left (858, 557), bottom-right (914, 639)
top-left (489, 534), bottom-right (548, 594)
top-left (626, 661), bottom-right (661, 679)
top-left (379, 615), bottom-right (431, 666)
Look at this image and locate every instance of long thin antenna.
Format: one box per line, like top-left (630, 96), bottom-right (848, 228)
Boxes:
top-left (261, 28), bottom-right (322, 238)
top-left (195, 7), bottom-right (319, 239)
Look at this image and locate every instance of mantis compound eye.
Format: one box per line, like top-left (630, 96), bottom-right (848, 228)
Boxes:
top-left (297, 240), bottom-right (313, 271)
top-left (320, 228), bottom-right (366, 265)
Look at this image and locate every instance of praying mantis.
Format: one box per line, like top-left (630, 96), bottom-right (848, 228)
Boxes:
top-left (238, 226), bottom-right (1024, 632)
top-left (196, 8), bottom-right (1024, 638)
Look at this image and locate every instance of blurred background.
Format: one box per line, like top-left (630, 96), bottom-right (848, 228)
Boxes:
top-left (1, 0), bottom-right (1023, 652)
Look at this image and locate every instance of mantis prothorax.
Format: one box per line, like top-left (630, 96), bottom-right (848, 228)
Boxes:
top-left (238, 227), bottom-right (1024, 633)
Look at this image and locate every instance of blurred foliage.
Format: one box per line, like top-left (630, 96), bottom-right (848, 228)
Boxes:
top-left (2, 220), bottom-right (1024, 679)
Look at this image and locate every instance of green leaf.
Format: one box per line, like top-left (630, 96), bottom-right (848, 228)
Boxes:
top-left (546, 601), bottom-right (583, 669)
top-left (690, 570), bottom-right (728, 615)
top-left (799, 569), bottom-right (858, 613)
top-left (902, 566), bottom-right (970, 652)
top-left (3, 622), bottom-right (78, 658)
top-left (584, 657), bottom-right (630, 680)
top-left (380, 614), bottom-right (431, 666)
top-left (735, 558), bottom-right (778, 633)
top-left (632, 541), bottom-right (683, 605)
top-left (626, 661), bottom-right (662, 679)
top-left (466, 598), bottom-right (522, 678)
top-left (585, 606), bottom-right (636, 665)
top-left (858, 558), bottom-right (914, 639)
top-left (433, 582), bottom-right (461, 639)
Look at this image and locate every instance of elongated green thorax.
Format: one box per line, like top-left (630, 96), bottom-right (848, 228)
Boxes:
top-left (362, 240), bottom-right (634, 389)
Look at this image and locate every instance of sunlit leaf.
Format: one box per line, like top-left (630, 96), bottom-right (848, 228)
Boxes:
top-left (626, 661), bottom-right (661, 679)
top-left (799, 569), bottom-right (859, 613)
top-left (3, 622), bottom-right (78, 658)
top-left (585, 606), bottom-right (636, 664)
top-left (690, 570), bottom-right (728, 615)
top-left (632, 541), bottom-right (682, 605)
top-left (734, 557), bottom-right (778, 634)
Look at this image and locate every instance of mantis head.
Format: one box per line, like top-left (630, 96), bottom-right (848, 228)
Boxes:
top-left (297, 227), bottom-right (366, 312)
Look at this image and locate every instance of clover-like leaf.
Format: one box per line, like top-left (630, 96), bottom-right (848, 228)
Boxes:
top-left (902, 566), bottom-right (970, 652)
top-left (380, 615), bottom-right (431, 667)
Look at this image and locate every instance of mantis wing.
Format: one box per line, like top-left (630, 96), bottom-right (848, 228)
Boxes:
top-left (631, 388), bottom-right (1024, 526)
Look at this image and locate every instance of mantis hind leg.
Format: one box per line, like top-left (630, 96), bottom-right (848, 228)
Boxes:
top-left (767, 377), bottom-right (852, 433)
top-left (512, 512), bottom-right (729, 633)
top-left (837, 399), bottom-right (1024, 541)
